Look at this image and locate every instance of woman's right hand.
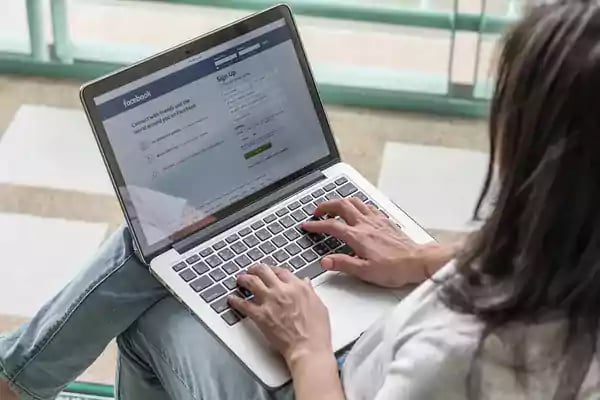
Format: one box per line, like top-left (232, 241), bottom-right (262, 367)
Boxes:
top-left (302, 198), bottom-right (454, 288)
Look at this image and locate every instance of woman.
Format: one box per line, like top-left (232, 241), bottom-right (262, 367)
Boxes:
top-left (3, 1), bottom-right (600, 398)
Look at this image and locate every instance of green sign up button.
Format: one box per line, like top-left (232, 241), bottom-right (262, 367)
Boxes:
top-left (244, 142), bottom-right (272, 160)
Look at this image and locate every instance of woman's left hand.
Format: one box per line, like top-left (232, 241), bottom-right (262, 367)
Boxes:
top-left (228, 264), bottom-right (332, 365)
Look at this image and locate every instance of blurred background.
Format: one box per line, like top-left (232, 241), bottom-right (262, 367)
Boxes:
top-left (0, 0), bottom-right (519, 397)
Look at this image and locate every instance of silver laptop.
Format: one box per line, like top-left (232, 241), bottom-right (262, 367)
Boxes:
top-left (80, 4), bottom-right (433, 389)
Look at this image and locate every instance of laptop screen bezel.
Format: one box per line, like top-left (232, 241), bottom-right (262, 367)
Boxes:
top-left (80, 4), bottom-right (340, 263)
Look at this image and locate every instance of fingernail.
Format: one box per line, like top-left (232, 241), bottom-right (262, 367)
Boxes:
top-left (321, 257), bottom-right (333, 270)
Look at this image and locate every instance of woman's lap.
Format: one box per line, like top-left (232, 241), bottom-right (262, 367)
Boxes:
top-left (116, 296), bottom-right (294, 400)
top-left (0, 225), bottom-right (292, 400)
top-left (0, 226), bottom-right (169, 400)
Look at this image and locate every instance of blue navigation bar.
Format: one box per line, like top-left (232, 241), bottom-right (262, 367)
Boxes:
top-left (97, 25), bottom-right (291, 121)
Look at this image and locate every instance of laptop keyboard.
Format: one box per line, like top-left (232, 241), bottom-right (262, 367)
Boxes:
top-left (171, 175), bottom-right (391, 326)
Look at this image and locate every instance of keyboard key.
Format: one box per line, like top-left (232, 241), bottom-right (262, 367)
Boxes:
top-left (314, 197), bottom-right (327, 206)
top-left (172, 262), bottom-right (187, 272)
top-left (302, 203), bottom-right (317, 216)
top-left (263, 214), bottom-right (277, 223)
top-left (338, 182), bottom-right (358, 197)
top-left (285, 243), bottom-right (301, 256)
top-left (255, 228), bottom-right (272, 241)
top-left (236, 269), bottom-right (247, 277)
top-left (223, 276), bottom-right (238, 290)
top-left (262, 256), bottom-right (277, 266)
top-left (213, 240), bottom-right (226, 251)
top-left (291, 209), bottom-right (307, 222)
top-left (290, 256), bottom-right (307, 269)
top-left (299, 195), bottom-right (313, 204)
top-left (226, 234), bottom-right (239, 244)
top-left (211, 296), bottom-right (230, 313)
top-left (201, 284), bottom-right (227, 303)
top-left (311, 188), bottom-right (325, 198)
top-left (186, 254), bottom-right (200, 265)
top-left (308, 233), bottom-right (326, 243)
top-left (287, 201), bottom-right (301, 210)
top-left (353, 191), bottom-right (368, 202)
top-left (221, 310), bottom-right (241, 326)
top-left (273, 250), bottom-right (290, 262)
top-left (301, 249), bottom-right (318, 262)
top-left (259, 241), bottom-right (276, 254)
top-left (313, 243), bottom-right (330, 256)
top-left (190, 275), bottom-right (212, 292)
top-left (248, 248), bottom-right (264, 261)
top-left (191, 262), bottom-right (209, 275)
top-left (234, 254), bottom-right (251, 268)
top-left (267, 222), bottom-right (284, 234)
top-left (222, 262), bottom-right (239, 275)
top-left (272, 235), bottom-right (288, 247)
top-left (206, 255), bottom-right (223, 268)
top-left (326, 192), bottom-right (341, 200)
top-left (199, 248), bottom-right (214, 257)
top-left (210, 268), bottom-right (227, 281)
top-left (284, 228), bottom-right (301, 241)
top-left (297, 237), bottom-right (312, 249)
top-left (218, 248), bottom-right (235, 261)
top-left (251, 220), bottom-right (265, 230)
top-left (238, 227), bottom-right (252, 237)
top-left (230, 241), bottom-right (248, 254)
top-left (236, 286), bottom-right (253, 301)
top-left (336, 244), bottom-right (355, 255)
top-left (276, 208), bottom-right (289, 217)
top-left (179, 269), bottom-right (197, 282)
top-left (243, 234), bottom-right (260, 248)
top-left (325, 237), bottom-right (342, 250)
top-left (296, 261), bottom-right (327, 280)
top-left (335, 176), bottom-right (348, 185)
top-left (280, 216), bottom-right (295, 228)
top-left (324, 183), bottom-right (336, 191)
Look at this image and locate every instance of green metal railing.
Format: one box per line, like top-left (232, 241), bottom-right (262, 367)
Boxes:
top-left (0, 0), bottom-right (521, 118)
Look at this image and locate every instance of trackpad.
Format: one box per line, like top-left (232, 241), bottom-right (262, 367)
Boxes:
top-left (315, 273), bottom-right (400, 350)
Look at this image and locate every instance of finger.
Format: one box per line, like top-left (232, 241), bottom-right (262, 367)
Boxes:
top-left (348, 197), bottom-right (371, 215)
top-left (237, 273), bottom-right (268, 298)
top-left (321, 254), bottom-right (369, 279)
top-left (302, 218), bottom-right (352, 242)
top-left (313, 199), bottom-right (362, 224)
top-left (247, 263), bottom-right (281, 287)
top-left (367, 204), bottom-right (381, 216)
top-left (228, 295), bottom-right (261, 319)
top-left (272, 266), bottom-right (295, 283)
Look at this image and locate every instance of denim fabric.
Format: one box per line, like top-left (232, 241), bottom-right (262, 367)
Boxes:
top-left (116, 297), bottom-right (295, 400)
top-left (0, 227), bottom-right (168, 399)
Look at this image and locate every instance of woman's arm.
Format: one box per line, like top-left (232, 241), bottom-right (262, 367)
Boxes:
top-left (289, 352), bottom-right (345, 400)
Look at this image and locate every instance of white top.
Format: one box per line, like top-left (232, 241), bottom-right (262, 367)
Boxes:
top-left (342, 262), bottom-right (600, 399)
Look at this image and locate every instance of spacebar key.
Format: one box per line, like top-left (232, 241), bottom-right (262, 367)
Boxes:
top-left (295, 260), bottom-right (326, 280)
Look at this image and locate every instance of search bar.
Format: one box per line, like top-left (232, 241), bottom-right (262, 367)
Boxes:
top-left (238, 43), bottom-right (261, 56)
top-left (215, 53), bottom-right (237, 67)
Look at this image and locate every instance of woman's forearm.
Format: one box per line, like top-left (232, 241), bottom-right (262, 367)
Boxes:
top-left (288, 351), bottom-right (345, 400)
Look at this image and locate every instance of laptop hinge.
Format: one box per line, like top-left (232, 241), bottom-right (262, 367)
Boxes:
top-left (173, 170), bottom-right (326, 255)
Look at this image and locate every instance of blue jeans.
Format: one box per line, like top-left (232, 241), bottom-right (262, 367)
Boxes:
top-left (0, 227), bottom-right (293, 400)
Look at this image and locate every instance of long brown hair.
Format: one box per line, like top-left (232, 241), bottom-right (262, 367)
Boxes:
top-left (442, 2), bottom-right (600, 399)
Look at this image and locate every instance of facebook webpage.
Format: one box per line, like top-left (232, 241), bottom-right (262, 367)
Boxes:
top-left (95, 20), bottom-right (330, 249)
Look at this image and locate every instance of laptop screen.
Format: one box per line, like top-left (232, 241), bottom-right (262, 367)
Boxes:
top-left (92, 18), bottom-right (330, 254)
